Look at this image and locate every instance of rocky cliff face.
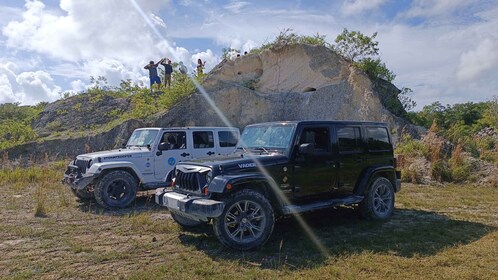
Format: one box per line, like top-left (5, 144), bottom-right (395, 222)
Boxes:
top-left (154, 44), bottom-right (423, 139)
top-left (4, 43), bottom-right (423, 160)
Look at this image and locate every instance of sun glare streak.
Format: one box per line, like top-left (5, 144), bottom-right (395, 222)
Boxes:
top-left (128, 0), bottom-right (329, 258)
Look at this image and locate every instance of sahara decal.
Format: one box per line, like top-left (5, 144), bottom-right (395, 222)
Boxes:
top-left (168, 157), bottom-right (176, 166)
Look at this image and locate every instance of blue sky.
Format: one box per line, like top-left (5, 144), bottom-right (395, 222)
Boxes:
top-left (0, 0), bottom-right (497, 110)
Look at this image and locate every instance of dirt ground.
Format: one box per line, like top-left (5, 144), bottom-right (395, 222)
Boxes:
top-left (0, 165), bottom-right (497, 279)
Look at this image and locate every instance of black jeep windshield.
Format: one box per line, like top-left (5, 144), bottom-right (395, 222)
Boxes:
top-left (238, 123), bottom-right (296, 153)
top-left (127, 129), bottom-right (158, 147)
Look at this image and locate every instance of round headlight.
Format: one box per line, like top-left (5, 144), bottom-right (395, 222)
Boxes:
top-left (206, 171), bottom-right (213, 184)
top-left (87, 159), bottom-right (93, 168)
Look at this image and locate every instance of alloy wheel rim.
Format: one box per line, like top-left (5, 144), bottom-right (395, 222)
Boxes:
top-left (373, 183), bottom-right (392, 215)
top-left (107, 180), bottom-right (130, 201)
top-left (224, 200), bottom-right (266, 243)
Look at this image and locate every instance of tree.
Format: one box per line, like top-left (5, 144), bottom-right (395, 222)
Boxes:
top-left (334, 28), bottom-right (379, 62)
top-left (354, 58), bottom-right (395, 82)
top-left (398, 87), bottom-right (417, 112)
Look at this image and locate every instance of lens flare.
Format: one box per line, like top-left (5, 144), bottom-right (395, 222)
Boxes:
top-left (128, 0), bottom-right (329, 258)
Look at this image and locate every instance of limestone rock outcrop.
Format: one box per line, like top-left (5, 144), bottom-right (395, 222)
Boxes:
top-left (4, 43), bottom-right (424, 160)
top-left (154, 44), bottom-right (423, 140)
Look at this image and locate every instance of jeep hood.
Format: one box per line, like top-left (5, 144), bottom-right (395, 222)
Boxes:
top-left (182, 152), bottom-right (288, 172)
top-left (76, 148), bottom-right (149, 160)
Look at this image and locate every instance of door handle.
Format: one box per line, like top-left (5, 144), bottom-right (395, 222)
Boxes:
top-left (180, 153), bottom-right (190, 157)
top-left (206, 151), bottom-right (215, 156)
top-left (354, 158), bottom-right (363, 163)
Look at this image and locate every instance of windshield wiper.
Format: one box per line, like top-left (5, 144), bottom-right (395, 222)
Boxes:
top-left (236, 146), bottom-right (248, 153)
top-left (253, 147), bottom-right (270, 153)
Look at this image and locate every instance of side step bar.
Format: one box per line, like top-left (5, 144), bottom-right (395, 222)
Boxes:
top-left (281, 195), bottom-right (364, 215)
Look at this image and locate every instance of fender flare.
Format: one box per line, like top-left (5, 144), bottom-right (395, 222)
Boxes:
top-left (207, 173), bottom-right (277, 194)
top-left (87, 161), bottom-right (144, 182)
top-left (354, 166), bottom-right (396, 195)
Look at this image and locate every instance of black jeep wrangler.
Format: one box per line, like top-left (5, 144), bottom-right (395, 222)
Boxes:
top-left (156, 121), bottom-right (401, 250)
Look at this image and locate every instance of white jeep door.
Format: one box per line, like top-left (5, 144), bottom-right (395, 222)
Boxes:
top-left (190, 130), bottom-right (217, 159)
top-left (154, 130), bottom-right (192, 180)
top-left (216, 129), bottom-right (239, 155)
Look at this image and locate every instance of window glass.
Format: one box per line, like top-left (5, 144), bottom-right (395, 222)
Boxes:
top-left (367, 127), bottom-right (391, 151)
top-left (337, 126), bottom-right (362, 152)
top-left (161, 132), bottom-right (186, 150)
top-left (218, 131), bottom-right (238, 147)
top-left (299, 127), bottom-right (330, 151)
top-left (127, 129), bottom-right (158, 147)
top-left (193, 131), bottom-right (214, 149)
top-left (240, 124), bottom-right (296, 149)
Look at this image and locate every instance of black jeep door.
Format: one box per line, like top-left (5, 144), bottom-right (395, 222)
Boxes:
top-left (334, 125), bottom-right (367, 195)
top-left (291, 125), bottom-right (337, 199)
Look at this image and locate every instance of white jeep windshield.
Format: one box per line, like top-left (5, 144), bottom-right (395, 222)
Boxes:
top-left (127, 130), bottom-right (158, 147)
top-left (238, 124), bottom-right (296, 151)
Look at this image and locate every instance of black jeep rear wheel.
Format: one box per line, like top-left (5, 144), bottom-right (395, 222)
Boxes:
top-left (360, 177), bottom-right (395, 220)
top-left (213, 189), bottom-right (274, 250)
top-left (94, 170), bottom-right (138, 208)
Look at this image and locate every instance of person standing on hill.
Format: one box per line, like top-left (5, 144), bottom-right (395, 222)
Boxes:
top-left (196, 58), bottom-right (205, 75)
top-left (160, 58), bottom-right (173, 88)
top-left (178, 61), bottom-right (188, 75)
top-left (144, 60), bottom-right (161, 91)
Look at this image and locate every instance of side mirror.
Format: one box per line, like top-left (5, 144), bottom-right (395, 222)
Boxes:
top-left (158, 142), bottom-right (169, 151)
top-left (121, 142), bottom-right (127, 148)
top-left (299, 143), bottom-right (315, 155)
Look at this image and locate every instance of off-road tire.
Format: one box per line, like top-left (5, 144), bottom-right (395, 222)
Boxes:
top-left (70, 187), bottom-right (94, 201)
top-left (213, 189), bottom-right (274, 250)
top-left (171, 212), bottom-right (205, 228)
top-left (360, 177), bottom-right (395, 220)
top-left (94, 170), bottom-right (138, 208)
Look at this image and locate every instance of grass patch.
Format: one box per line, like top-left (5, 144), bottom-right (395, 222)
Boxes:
top-left (0, 163), bottom-right (497, 279)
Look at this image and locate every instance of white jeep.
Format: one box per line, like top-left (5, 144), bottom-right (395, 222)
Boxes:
top-left (62, 127), bottom-right (240, 208)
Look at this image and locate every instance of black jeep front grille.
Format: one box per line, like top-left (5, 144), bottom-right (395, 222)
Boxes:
top-left (175, 171), bottom-right (204, 192)
top-left (75, 159), bottom-right (90, 174)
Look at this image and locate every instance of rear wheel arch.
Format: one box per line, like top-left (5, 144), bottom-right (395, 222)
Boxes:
top-left (355, 168), bottom-right (396, 196)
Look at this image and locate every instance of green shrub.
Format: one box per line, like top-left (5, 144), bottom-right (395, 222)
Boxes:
top-left (0, 120), bottom-right (38, 150)
top-left (430, 160), bottom-right (452, 182)
top-left (449, 145), bottom-right (472, 183)
top-left (395, 134), bottom-right (428, 158)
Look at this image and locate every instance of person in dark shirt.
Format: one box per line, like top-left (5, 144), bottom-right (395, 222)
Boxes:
top-left (144, 60), bottom-right (161, 91)
top-left (160, 58), bottom-right (173, 88)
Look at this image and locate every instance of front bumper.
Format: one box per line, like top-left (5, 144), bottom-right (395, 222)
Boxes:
top-left (155, 189), bottom-right (225, 221)
top-left (61, 165), bottom-right (96, 190)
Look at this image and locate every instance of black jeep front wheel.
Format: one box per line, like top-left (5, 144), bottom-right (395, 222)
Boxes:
top-left (94, 170), bottom-right (138, 208)
top-left (360, 177), bottom-right (395, 220)
top-left (213, 189), bottom-right (274, 250)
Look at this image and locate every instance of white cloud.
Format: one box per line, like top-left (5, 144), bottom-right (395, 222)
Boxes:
top-left (83, 59), bottom-right (144, 86)
top-left (151, 13), bottom-right (167, 28)
top-left (0, 74), bottom-right (17, 104)
top-left (341, 0), bottom-right (386, 16)
top-left (191, 49), bottom-right (219, 72)
top-left (2, 0), bottom-right (168, 62)
top-left (70, 79), bottom-right (86, 93)
top-left (403, 0), bottom-right (477, 19)
top-left (224, 1), bottom-right (250, 14)
top-left (0, 62), bottom-right (61, 105)
top-left (457, 38), bottom-right (498, 81)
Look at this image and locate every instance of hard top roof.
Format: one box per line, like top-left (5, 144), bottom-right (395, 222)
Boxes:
top-left (246, 120), bottom-right (389, 126)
